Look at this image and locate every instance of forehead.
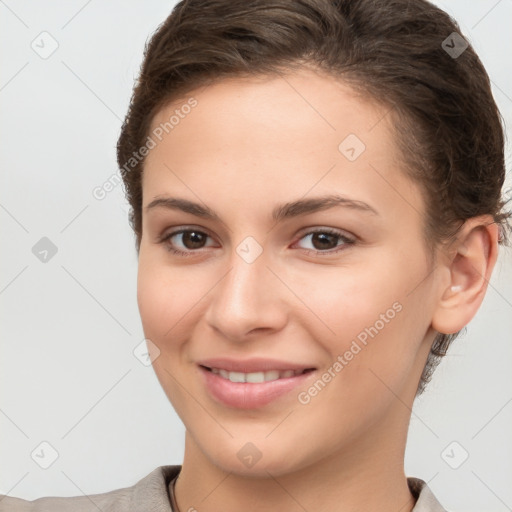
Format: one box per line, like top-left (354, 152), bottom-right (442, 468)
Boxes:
top-left (148, 67), bottom-right (392, 147)
top-left (143, 67), bottom-right (423, 228)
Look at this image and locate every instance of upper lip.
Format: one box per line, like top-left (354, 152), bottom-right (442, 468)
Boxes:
top-left (197, 357), bottom-right (316, 373)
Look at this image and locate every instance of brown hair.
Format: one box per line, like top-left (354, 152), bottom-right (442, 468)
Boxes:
top-left (117, 0), bottom-right (511, 395)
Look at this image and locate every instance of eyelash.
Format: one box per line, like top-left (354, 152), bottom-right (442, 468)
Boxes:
top-left (157, 227), bottom-right (356, 258)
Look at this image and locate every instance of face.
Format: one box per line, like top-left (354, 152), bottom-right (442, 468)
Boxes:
top-left (137, 67), bottom-right (441, 477)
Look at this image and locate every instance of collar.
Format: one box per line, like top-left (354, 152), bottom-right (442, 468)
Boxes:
top-left (137, 465), bottom-right (447, 512)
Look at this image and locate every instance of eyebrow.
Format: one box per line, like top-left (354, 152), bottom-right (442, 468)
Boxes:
top-left (145, 194), bottom-right (379, 222)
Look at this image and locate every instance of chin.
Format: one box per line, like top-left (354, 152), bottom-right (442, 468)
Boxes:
top-left (196, 434), bottom-right (313, 479)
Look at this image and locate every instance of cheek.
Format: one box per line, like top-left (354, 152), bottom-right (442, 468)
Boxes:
top-left (136, 262), bottom-right (193, 408)
top-left (322, 301), bottom-right (426, 436)
top-left (136, 260), bottom-right (190, 347)
top-left (300, 263), bottom-right (401, 345)
top-left (309, 251), bottom-right (428, 376)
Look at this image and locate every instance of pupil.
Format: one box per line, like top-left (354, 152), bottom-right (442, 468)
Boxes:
top-left (313, 233), bottom-right (336, 250)
top-left (185, 231), bottom-right (204, 249)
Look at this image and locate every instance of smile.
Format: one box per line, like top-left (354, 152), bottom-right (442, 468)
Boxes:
top-left (203, 366), bottom-right (314, 383)
top-left (199, 365), bottom-right (318, 409)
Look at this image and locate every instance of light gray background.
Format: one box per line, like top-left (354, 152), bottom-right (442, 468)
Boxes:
top-left (1, 1), bottom-right (511, 510)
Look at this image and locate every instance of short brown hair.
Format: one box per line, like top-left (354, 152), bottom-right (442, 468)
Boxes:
top-left (117, 0), bottom-right (511, 395)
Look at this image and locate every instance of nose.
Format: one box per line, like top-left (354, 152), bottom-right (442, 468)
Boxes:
top-left (204, 242), bottom-right (288, 341)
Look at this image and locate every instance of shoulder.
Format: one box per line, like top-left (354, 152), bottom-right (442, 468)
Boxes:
top-left (408, 477), bottom-right (451, 512)
top-left (0, 465), bottom-right (181, 512)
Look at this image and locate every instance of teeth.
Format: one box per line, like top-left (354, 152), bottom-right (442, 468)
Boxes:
top-left (211, 367), bottom-right (305, 383)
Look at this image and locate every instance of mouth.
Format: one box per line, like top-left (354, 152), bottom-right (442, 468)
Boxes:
top-left (198, 364), bottom-right (318, 409)
top-left (199, 364), bottom-right (316, 383)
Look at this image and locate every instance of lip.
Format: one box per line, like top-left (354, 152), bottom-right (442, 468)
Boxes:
top-left (198, 364), bottom-right (317, 409)
top-left (197, 357), bottom-right (316, 373)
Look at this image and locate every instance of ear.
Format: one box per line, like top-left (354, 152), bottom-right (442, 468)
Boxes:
top-left (431, 215), bottom-right (500, 335)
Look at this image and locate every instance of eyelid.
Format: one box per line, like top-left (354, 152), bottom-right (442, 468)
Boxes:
top-left (157, 225), bottom-right (218, 249)
top-left (291, 227), bottom-right (356, 253)
top-left (158, 224), bottom-right (213, 238)
top-left (158, 225), bottom-right (357, 256)
top-left (294, 225), bottom-right (356, 241)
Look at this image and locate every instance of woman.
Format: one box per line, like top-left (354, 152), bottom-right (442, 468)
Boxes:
top-left (1, 0), bottom-right (510, 510)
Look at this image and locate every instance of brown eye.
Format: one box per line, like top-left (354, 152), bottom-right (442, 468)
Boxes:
top-left (177, 230), bottom-right (208, 249)
top-left (295, 228), bottom-right (355, 255)
top-left (159, 229), bottom-right (215, 256)
top-left (309, 232), bottom-right (339, 250)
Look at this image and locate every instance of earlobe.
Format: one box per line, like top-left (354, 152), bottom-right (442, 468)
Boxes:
top-left (431, 216), bottom-right (499, 335)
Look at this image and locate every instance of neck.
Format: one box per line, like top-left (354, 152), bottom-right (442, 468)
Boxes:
top-left (173, 404), bottom-right (416, 512)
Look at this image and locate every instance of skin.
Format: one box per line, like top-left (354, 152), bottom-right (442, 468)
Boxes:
top-left (137, 67), bottom-right (499, 512)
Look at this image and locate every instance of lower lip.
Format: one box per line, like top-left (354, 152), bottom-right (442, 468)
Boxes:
top-left (198, 365), bottom-right (316, 409)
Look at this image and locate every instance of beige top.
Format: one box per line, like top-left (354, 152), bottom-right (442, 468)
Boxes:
top-left (0, 465), bottom-right (448, 511)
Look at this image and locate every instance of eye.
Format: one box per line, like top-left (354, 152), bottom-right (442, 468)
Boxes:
top-left (158, 228), bottom-right (216, 257)
top-left (293, 228), bottom-right (355, 255)
top-left (158, 227), bottom-right (355, 257)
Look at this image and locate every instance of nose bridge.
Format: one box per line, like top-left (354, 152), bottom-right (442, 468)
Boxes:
top-left (205, 235), bottom-right (285, 339)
